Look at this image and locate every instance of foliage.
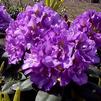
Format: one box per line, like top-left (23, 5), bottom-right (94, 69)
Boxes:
top-left (45, 0), bottom-right (64, 10)
top-left (0, 87), bottom-right (20, 101)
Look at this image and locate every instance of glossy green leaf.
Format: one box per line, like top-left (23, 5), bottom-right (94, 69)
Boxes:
top-left (35, 91), bottom-right (61, 101)
top-left (11, 79), bottom-right (33, 91)
top-left (20, 79), bottom-right (33, 91)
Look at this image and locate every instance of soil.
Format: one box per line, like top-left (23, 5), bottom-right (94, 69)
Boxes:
top-left (63, 0), bottom-right (101, 20)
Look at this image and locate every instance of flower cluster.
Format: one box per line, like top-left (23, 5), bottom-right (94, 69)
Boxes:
top-left (71, 10), bottom-right (101, 48)
top-left (0, 5), bottom-right (13, 31)
top-left (66, 28), bottom-right (99, 85)
top-left (5, 2), bottom-right (101, 91)
top-left (66, 10), bottom-right (101, 85)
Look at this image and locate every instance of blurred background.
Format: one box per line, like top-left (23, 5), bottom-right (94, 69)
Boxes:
top-left (0, 0), bottom-right (101, 20)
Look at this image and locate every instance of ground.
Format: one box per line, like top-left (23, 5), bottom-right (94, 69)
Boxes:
top-left (63, 0), bottom-right (101, 20)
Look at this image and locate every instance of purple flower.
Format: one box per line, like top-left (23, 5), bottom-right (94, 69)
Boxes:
top-left (5, 21), bottom-right (26, 64)
top-left (67, 24), bottom-right (100, 85)
top-left (5, 2), bottom-right (100, 91)
top-left (71, 10), bottom-right (101, 48)
top-left (6, 2), bottom-right (73, 90)
top-left (0, 5), bottom-right (13, 31)
top-left (67, 10), bottom-right (101, 86)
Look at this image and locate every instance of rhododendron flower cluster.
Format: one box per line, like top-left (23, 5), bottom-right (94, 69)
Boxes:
top-left (0, 5), bottom-right (13, 31)
top-left (71, 10), bottom-right (101, 48)
top-left (5, 2), bottom-right (101, 91)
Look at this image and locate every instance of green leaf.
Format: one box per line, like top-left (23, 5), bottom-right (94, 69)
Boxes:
top-left (0, 92), bottom-right (2, 101)
top-left (45, 0), bottom-right (64, 10)
top-left (11, 79), bottom-right (33, 91)
top-left (0, 61), bottom-right (4, 73)
top-left (20, 79), bottom-right (33, 91)
top-left (53, 1), bottom-right (61, 10)
top-left (45, 0), bottom-right (50, 6)
top-left (2, 80), bottom-right (15, 94)
top-left (50, 0), bottom-right (56, 8)
top-left (2, 92), bottom-right (11, 101)
top-left (35, 91), bottom-right (61, 101)
top-left (17, 72), bottom-right (26, 81)
top-left (13, 87), bottom-right (20, 101)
